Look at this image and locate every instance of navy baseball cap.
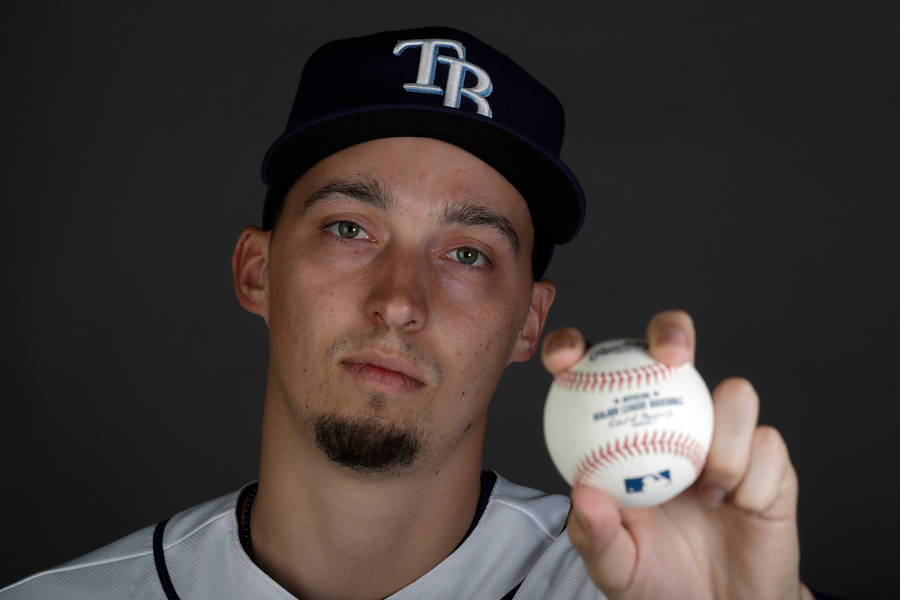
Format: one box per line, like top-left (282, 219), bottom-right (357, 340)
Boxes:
top-left (261, 26), bottom-right (585, 279)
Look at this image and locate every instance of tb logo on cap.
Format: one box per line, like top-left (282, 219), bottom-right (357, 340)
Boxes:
top-left (393, 39), bottom-right (493, 118)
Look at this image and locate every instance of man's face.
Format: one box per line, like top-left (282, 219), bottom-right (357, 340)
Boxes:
top-left (248, 137), bottom-right (554, 475)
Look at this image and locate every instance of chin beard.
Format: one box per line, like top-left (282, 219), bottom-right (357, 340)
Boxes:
top-left (314, 413), bottom-right (420, 473)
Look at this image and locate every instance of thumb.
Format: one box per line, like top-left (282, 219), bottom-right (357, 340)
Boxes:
top-left (567, 483), bottom-right (637, 596)
top-left (541, 327), bottom-right (589, 377)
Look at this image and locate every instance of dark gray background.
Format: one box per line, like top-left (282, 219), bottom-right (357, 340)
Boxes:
top-left (3, 1), bottom-right (897, 597)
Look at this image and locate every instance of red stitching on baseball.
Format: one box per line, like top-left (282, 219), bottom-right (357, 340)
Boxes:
top-left (573, 430), bottom-right (707, 487)
top-left (553, 364), bottom-right (681, 392)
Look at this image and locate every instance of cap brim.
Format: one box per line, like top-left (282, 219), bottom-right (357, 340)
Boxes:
top-left (261, 104), bottom-right (584, 245)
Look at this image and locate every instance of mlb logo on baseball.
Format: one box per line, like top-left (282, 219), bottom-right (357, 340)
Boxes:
top-left (625, 469), bottom-right (672, 494)
top-left (544, 339), bottom-right (714, 508)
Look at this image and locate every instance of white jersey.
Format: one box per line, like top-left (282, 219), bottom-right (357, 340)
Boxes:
top-left (0, 473), bottom-right (605, 599)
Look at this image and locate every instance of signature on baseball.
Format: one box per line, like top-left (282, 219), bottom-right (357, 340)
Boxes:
top-left (608, 408), bottom-right (674, 429)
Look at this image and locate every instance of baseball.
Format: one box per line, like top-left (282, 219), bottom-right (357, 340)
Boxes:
top-left (543, 338), bottom-right (714, 508)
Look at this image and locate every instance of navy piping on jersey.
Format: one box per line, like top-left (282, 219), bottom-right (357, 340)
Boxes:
top-left (458, 470), bottom-right (498, 548)
top-left (500, 581), bottom-right (523, 600)
top-left (153, 471), bottom-right (524, 599)
top-left (152, 518), bottom-right (181, 600)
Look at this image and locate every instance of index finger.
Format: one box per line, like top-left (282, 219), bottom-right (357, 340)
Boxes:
top-left (645, 309), bottom-right (696, 366)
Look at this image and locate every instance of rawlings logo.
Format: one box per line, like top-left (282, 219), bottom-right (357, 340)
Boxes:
top-left (588, 339), bottom-right (648, 361)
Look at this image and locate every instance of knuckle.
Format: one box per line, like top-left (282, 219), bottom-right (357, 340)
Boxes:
top-left (715, 377), bottom-right (757, 399)
top-left (731, 426), bottom-right (793, 513)
top-left (786, 459), bottom-right (799, 492)
top-left (783, 458), bottom-right (799, 489)
top-left (753, 425), bottom-right (787, 455)
top-left (703, 451), bottom-right (746, 485)
top-left (733, 487), bottom-right (771, 514)
top-left (712, 378), bottom-right (760, 425)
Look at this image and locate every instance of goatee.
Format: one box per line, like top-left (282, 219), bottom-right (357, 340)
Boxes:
top-left (314, 412), bottom-right (420, 473)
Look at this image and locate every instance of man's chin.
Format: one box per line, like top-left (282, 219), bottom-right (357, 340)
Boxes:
top-left (313, 412), bottom-right (421, 474)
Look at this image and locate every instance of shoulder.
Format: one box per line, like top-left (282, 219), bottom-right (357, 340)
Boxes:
top-left (0, 486), bottom-right (247, 600)
top-left (0, 524), bottom-right (158, 600)
top-left (486, 475), bottom-right (607, 600)
top-left (483, 473), bottom-right (571, 540)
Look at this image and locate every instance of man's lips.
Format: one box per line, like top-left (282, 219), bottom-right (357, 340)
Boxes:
top-left (340, 354), bottom-right (426, 395)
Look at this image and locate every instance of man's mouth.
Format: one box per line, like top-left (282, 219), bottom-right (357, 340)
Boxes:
top-left (340, 353), bottom-right (426, 395)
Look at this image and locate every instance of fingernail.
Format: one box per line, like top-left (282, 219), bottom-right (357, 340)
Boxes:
top-left (701, 484), bottom-right (727, 508)
top-left (657, 328), bottom-right (688, 348)
top-left (547, 335), bottom-right (575, 353)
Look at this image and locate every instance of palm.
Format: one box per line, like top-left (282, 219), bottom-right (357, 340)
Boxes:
top-left (594, 481), bottom-right (800, 599)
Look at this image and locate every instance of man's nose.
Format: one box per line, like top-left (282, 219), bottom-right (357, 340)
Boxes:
top-left (364, 247), bottom-right (429, 333)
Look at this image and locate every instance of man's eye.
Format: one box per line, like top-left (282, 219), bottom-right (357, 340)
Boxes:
top-left (450, 246), bottom-right (489, 266)
top-left (325, 220), bottom-right (371, 240)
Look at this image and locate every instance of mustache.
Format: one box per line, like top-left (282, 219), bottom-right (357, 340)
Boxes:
top-left (326, 330), bottom-right (443, 383)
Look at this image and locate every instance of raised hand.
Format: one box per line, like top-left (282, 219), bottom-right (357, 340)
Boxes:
top-left (541, 310), bottom-right (812, 600)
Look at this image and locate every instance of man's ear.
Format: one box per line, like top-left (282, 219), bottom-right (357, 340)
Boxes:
top-left (509, 279), bottom-right (556, 364)
top-left (232, 226), bottom-right (271, 323)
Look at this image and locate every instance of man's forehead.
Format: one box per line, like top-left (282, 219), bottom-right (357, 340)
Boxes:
top-left (297, 138), bottom-right (532, 217)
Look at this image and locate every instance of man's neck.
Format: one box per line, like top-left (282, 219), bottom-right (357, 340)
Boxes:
top-left (249, 404), bottom-right (485, 600)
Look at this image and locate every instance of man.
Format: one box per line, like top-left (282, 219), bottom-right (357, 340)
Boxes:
top-left (1, 27), bottom-right (816, 599)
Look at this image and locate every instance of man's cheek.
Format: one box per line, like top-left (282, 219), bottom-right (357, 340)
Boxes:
top-left (453, 320), bottom-right (519, 382)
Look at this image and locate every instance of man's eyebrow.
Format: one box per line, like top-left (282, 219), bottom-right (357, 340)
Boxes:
top-left (441, 203), bottom-right (520, 253)
top-left (301, 177), bottom-right (394, 215)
